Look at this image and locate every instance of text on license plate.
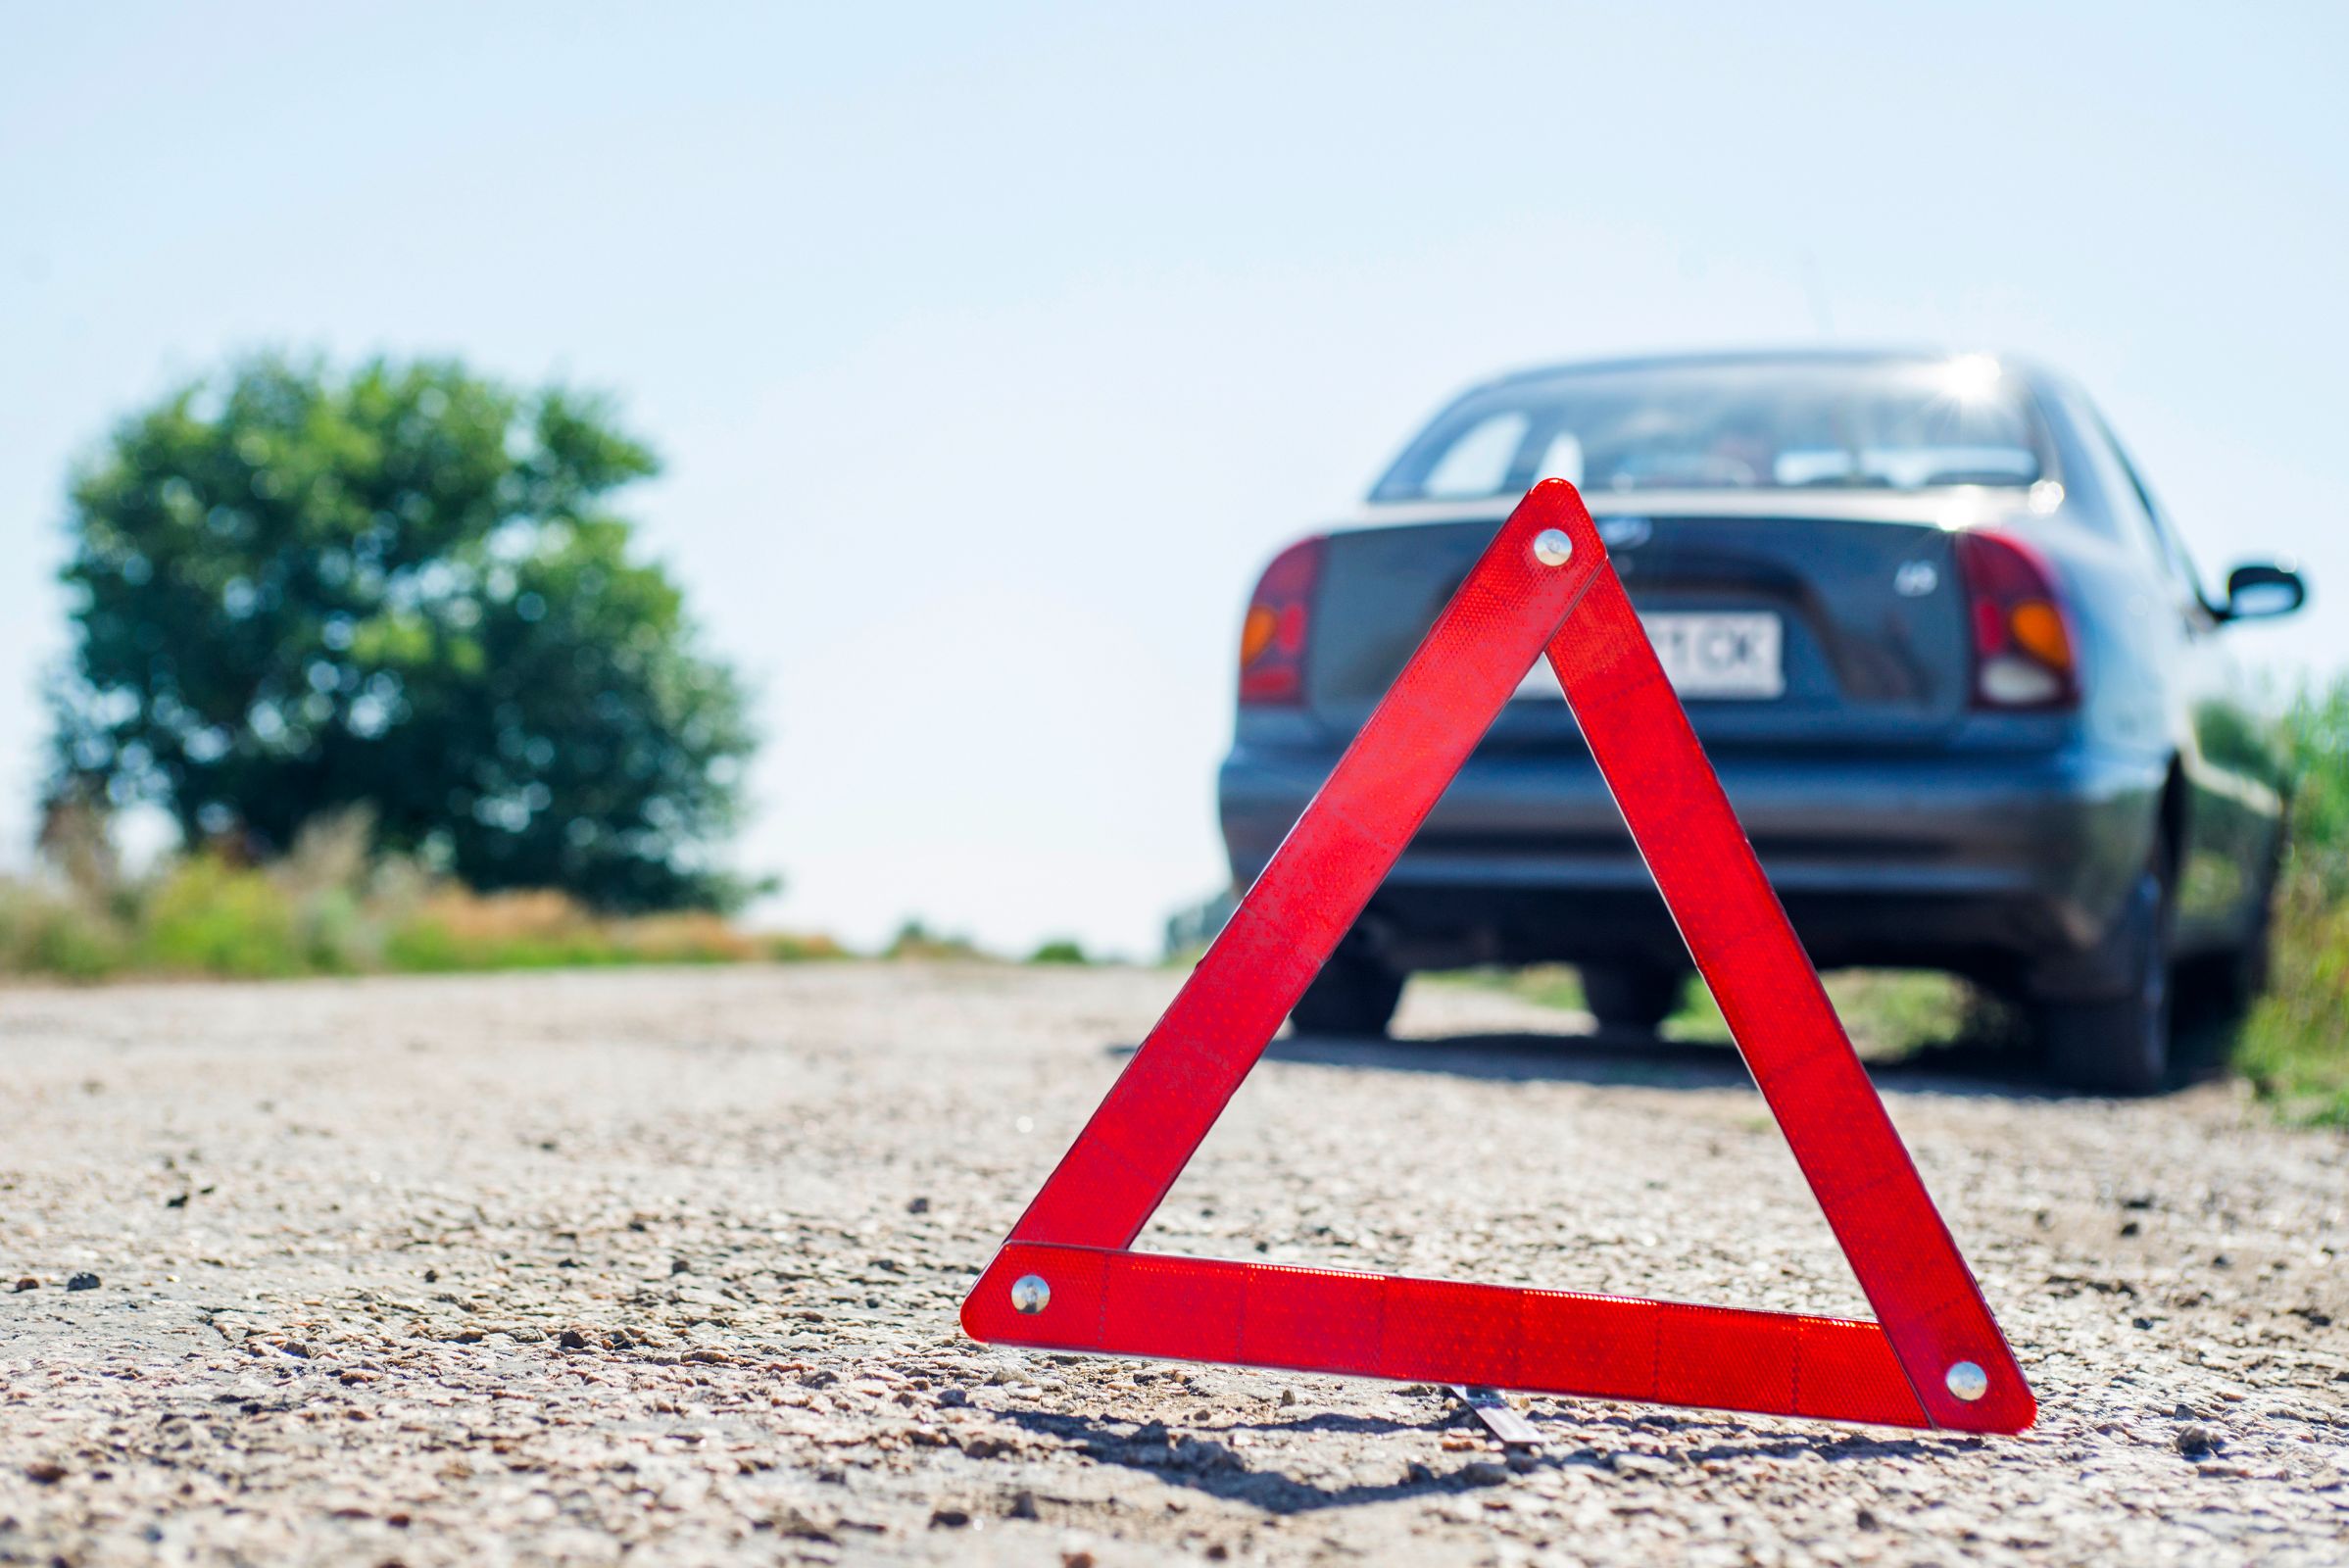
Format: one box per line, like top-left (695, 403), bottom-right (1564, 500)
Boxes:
top-left (1514, 612), bottom-right (1784, 701)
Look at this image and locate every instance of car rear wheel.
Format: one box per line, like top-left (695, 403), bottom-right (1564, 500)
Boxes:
top-left (2033, 846), bottom-right (2174, 1095)
top-left (1579, 961), bottom-right (1687, 1034)
top-left (1289, 951), bottom-right (1405, 1037)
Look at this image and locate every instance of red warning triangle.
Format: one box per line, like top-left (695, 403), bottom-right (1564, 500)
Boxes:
top-left (962, 480), bottom-right (2034, 1434)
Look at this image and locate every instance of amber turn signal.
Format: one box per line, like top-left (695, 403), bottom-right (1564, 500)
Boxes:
top-left (2008, 600), bottom-right (2073, 672)
top-left (1240, 604), bottom-right (1279, 666)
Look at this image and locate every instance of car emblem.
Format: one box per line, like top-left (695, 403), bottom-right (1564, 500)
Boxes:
top-left (1895, 560), bottom-right (1939, 597)
top-left (1597, 515), bottom-right (1653, 551)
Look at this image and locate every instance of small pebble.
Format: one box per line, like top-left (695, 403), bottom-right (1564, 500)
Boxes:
top-left (66, 1272), bottom-right (100, 1292)
top-left (773, 1506), bottom-right (833, 1543)
top-left (11, 1277), bottom-right (34, 1293)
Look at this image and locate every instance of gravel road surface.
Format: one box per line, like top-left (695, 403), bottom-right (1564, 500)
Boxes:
top-left (4, 964), bottom-right (2346, 1566)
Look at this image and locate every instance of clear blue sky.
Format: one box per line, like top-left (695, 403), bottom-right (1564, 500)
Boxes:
top-left (3, 3), bottom-right (2344, 956)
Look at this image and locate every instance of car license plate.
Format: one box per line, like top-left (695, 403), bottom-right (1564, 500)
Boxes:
top-left (1515, 612), bottom-right (1784, 701)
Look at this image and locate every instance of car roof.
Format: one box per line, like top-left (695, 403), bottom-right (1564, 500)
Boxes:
top-left (1476, 347), bottom-right (2037, 392)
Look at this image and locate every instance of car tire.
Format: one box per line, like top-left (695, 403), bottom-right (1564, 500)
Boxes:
top-left (2178, 924), bottom-right (2272, 1026)
top-left (2033, 849), bottom-right (2174, 1095)
top-left (1289, 951), bottom-right (1405, 1037)
top-left (1579, 961), bottom-right (1686, 1034)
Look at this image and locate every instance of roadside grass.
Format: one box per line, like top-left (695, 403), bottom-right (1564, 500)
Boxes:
top-left (9, 672), bottom-right (2348, 1121)
top-left (2235, 874), bottom-right (2349, 1126)
top-left (1, 814), bottom-right (844, 984)
top-left (0, 877), bottom-right (131, 981)
top-left (881, 919), bottom-right (992, 962)
top-left (2233, 677), bottom-right (2349, 1126)
top-left (1434, 963), bottom-right (2006, 1061)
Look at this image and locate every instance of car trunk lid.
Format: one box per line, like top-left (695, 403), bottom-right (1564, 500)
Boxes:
top-left (1304, 504), bottom-right (1977, 750)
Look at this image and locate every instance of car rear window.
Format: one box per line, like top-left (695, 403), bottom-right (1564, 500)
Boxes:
top-left (1372, 357), bottom-right (2047, 502)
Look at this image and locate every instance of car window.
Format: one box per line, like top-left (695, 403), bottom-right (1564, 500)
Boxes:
top-left (1420, 411), bottom-right (1530, 498)
top-left (2036, 380), bottom-right (2183, 573)
top-left (2057, 393), bottom-right (2212, 609)
top-left (1374, 357), bottom-right (2049, 502)
top-left (1534, 429), bottom-right (1585, 485)
top-left (2096, 419), bottom-right (2212, 608)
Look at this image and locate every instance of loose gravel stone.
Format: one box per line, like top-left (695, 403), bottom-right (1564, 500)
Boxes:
top-left (63, 1271), bottom-right (99, 1291)
top-left (2176, 1423), bottom-right (2221, 1456)
top-left (0, 964), bottom-right (2343, 1567)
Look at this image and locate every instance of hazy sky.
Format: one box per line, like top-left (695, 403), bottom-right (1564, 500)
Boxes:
top-left (4, 3), bottom-right (2344, 956)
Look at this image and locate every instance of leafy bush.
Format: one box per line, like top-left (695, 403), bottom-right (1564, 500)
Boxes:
top-left (1027, 938), bottom-right (1088, 965)
top-left (2235, 675), bottom-right (2349, 1124)
top-left (138, 858), bottom-right (307, 977)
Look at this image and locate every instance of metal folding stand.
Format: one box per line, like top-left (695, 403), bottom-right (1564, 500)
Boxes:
top-left (1448, 1384), bottom-right (1541, 1447)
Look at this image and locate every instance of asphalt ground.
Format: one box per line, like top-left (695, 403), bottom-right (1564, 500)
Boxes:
top-left (3, 964), bottom-right (2345, 1565)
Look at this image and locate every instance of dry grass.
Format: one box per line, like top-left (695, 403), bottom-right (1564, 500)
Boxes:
top-left (1, 808), bottom-right (840, 982)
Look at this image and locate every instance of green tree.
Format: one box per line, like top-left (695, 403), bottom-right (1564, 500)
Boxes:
top-left (52, 353), bottom-right (759, 911)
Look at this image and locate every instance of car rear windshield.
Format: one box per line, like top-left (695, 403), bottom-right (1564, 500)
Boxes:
top-left (1370, 357), bottom-right (2047, 502)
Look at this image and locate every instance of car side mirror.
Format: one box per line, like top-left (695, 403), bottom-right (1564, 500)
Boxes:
top-left (2220, 562), bottom-right (2307, 621)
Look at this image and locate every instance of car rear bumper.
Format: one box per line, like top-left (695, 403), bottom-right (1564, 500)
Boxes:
top-left (1217, 742), bottom-right (2166, 986)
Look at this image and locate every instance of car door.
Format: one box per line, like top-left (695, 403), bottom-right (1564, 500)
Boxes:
top-left (2092, 420), bottom-right (2284, 951)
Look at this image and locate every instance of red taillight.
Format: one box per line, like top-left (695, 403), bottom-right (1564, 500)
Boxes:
top-left (1955, 529), bottom-right (2078, 709)
top-left (1238, 536), bottom-right (1323, 706)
